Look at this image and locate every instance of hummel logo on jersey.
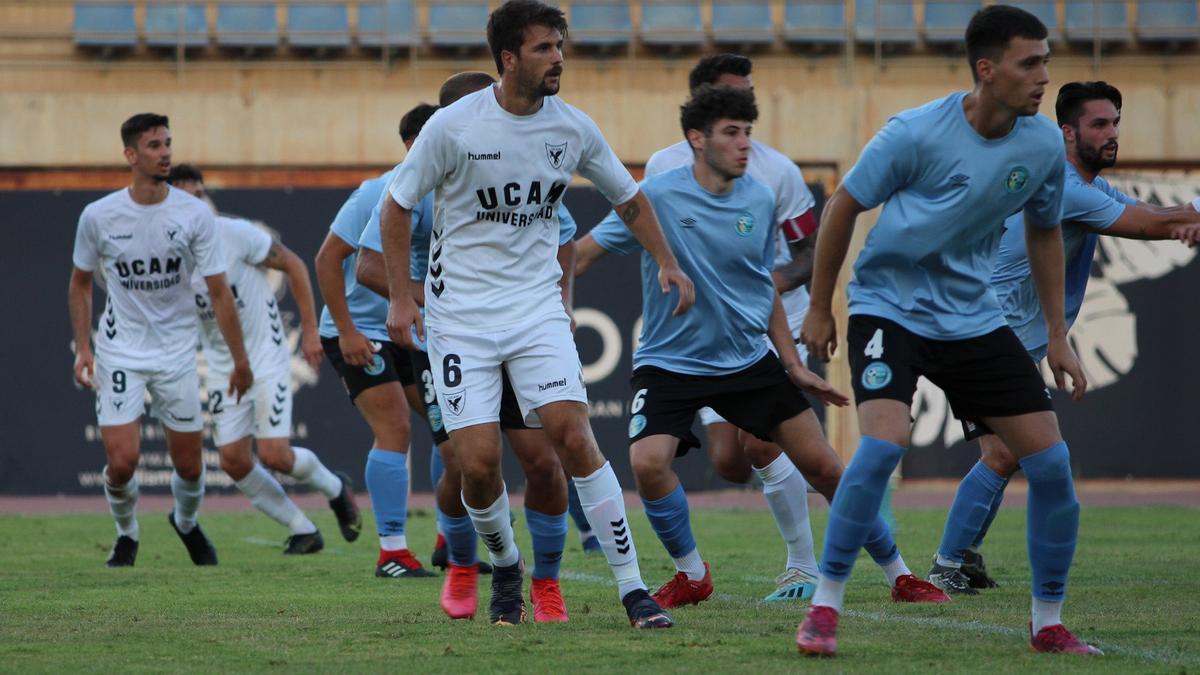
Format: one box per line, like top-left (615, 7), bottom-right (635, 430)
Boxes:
top-left (170, 414), bottom-right (196, 423)
top-left (949, 174), bottom-right (970, 188)
top-left (679, 217), bottom-right (697, 228)
top-left (468, 151), bottom-right (501, 161)
top-left (546, 141), bottom-right (568, 169)
top-left (167, 229), bottom-right (179, 240)
top-left (113, 400), bottom-right (124, 410)
top-left (108, 233), bottom-right (133, 240)
top-left (538, 378), bottom-right (567, 392)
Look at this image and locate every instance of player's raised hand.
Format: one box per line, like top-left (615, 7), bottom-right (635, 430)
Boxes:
top-left (658, 264), bottom-right (695, 316)
top-left (73, 346), bottom-right (95, 389)
top-left (1047, 336), bottom-right (1087, 401)
top-left (229, 360), bottom-right (254, 403)
top-left (301, 328), bottom-right (323, 369)
top-left (386, 295), bottom-right (424, 350)
top-left (1173, 223), bottom-right (1200, 247)
top-left (338, 330), bottom-right (375, 368)
top-left (785, 364), bottom-right (850, 407)
top-left (801, 308), bottom-right (838, 362)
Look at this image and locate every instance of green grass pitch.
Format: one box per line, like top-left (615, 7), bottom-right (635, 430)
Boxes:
top-left (1, 504), bottom-right (1197, 673)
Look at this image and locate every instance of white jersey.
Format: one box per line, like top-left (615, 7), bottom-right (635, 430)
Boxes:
top-left (389, 87), bottom-right (639, 331)
top-left (192, 216), bottom-right (289, 379)
top-left (72, 185), bottom-right (224, 370)
top-left (645, 139), bottom-right (817, 329)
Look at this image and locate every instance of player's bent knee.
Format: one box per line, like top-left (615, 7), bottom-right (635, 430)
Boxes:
top-left (255, 439), bottom-right (294, 473)
top-left (713, 456), bottom-right (752, 484)
top-left (104, 461), bottom-right (137, 486)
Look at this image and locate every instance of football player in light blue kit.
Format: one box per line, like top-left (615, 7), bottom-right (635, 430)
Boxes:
top-left (797, 5), bottom-right (1102, 657)
top-left (577, 85), bottom-right (940, 612)
top-left (930, 81), bottom-right (1200, 595)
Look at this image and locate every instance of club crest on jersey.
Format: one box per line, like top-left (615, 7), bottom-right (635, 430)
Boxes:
top-left (628, 414), bottom-right (647, 438)
top-left (861, 361), bottom-right (892, 390)
top-left (444, 390), bottom-right (466, 416)
top-left (364, 354), bottom-right (385, 376)
top-left (734, 211), bottom-right (755, 237)
top-left (545, 141), bottom-right (568, 169)
top-left (1004, 166), bottom-right (1030, 193)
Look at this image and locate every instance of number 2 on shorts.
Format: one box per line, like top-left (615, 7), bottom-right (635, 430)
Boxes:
top-left (864, 328), bottom-right (884, 359)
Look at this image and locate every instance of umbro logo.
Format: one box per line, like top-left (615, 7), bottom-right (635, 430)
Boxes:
top-left (679, 217), bottom-right (697, 228)
top-left (949, 174), bottom-right (970, 188)
top-left (108, 233), bottom-right (133, 240)
top-left (468, 151), bottom-right (501, 161)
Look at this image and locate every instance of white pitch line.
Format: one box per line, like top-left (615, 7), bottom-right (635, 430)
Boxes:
top-left (558, 570), bottom-right (1188, 666)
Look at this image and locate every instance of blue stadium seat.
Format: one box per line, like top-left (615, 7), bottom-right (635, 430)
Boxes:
top-left (1065, 0), bottom-right (1129, 43)
top-left (783, 0), bottom-right (847, 45)
top-left (358, 0), bottom-right (418, 48)
top-left (428, 1), bottom-right (489, 48)
top-left (569, 1), bottom-right (632, 46)
top-left (924, 1), bottom-right (983, 44)
top-left (640, 1), bottom-right (704, 46)
top-left (855, 0), bottom-right (918, 44)
top-left (1007, 1), bottom-right (1060, 40)
top-left (1136, 0), bottom-right (1200, 42)
top-left (712, 1), bottom-right (774, 45)
top-left (288, 3), bottom-right (350, 48)
top-left (74, 2), bottom-right (137, 49)
top-left (145, 3), bottom-right (208, 49)
top-left (217, 3), bottom-right (279, 48)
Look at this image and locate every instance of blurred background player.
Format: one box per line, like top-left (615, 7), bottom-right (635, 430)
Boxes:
top-left (68, 113), bottom-right (252, 567)
top-left (356, 73), bottom-right (573, 622)
top-left (642, 53), bottom-right (823, 602)
top-left (797, 6), bottom-right (1100, 656)
top-left (314, 113), bottom-right (433, 578)
top-left (579, 85), bottom-right (936, 613)
top-left (379, 0), bottom-right (692, 628)
top-left (928, 80), bottom-right (1200, 594)
top-left (169, 164), bottom-right (362, 555)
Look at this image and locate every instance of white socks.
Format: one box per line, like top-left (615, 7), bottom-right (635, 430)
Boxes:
top-left (170, 469), bottom-right (205, 534)
top-left (935, 553), bottom-right (961, 569)
top-left (380, 535), bottom-right (408, 551)
top-left (288, 446), bottom-right (342, 499)
top-left (811, 574), bottom-right (847, 613)
top-left (574, 461), bottom-right (647, 599)
top-left (235, 463), bottom-right (317, 535)
top-left (882, 556), bottom-right (912, 586)
top-left (464, 486), bottom-right (520, 568)
top-left (754, 453), bottom-right (819, 578)
top-left (1032, 597), bottom-right (1064, 633)
top-left (673, 548), bottom-right (706, 581)
top-left (103, 467), bottom-right (139, 540)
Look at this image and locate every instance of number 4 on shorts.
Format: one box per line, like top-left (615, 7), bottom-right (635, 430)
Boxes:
top-left (864, 329), bottom-right (884, 359)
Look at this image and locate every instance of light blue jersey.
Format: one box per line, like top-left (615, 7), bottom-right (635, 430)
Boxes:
top-left (992, 161), bottom-right (1137, 359)
top-left (590, 166), bottom-right (777, 376)
top-left (844, 92), bottom-right (1066, 340)
top-left (317, 170), bottom-right (395, 342)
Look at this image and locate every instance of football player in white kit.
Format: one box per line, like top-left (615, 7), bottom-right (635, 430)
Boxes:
top-left (68, 113), bottom-right (252, 567)
top-left (379, 0), bottom-right (694, 628)
top-left (168, 165), bottom-right (362, 555)
top-left (637, 54), bottom-right (824, 603)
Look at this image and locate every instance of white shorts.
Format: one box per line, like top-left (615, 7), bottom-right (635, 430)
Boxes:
top-left (94, 359), bottom-right (203, 432)
top-left (699, 340), bottom-right (809, 426)
top-left (427, 312), bottom-right (587, 433)
top-left (207, 370), bottom-right (293, 447)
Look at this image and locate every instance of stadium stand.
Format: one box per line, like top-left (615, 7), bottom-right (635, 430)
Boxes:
top-left (427, 1), bottom-right (490, 48)
top-left (73, 2), bottom-right (136, 49)
top-left (783, 0), bottom-right (848, 45)
top-left (568, 0), bottom-right (632, 46)
top-left (216, 2), bottom-right (280, 48)
top-left (639, 0), bottom-right (705, 47)
top-left (711, 1), bottom-right (775, 45)
top-left (855, 0), bottom-right (919, 45)
top-left (1136, 0), bottom-right (1200, 43)
top-left (1065, 0), bottom-right (1130, 43)
top-left (144, 3), bottom-right (208, 49)
top-left (287, 2), bottom-right (351, 49)
top-left (357, 0), bottom-right (419, 49)
top-left (924, 0), bottom-right (984, 44)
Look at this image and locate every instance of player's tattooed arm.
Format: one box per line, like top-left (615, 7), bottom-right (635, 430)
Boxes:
top-left (800, 186), bottom-right (865, 362)
top-left (68, 266), bottom-right (95, 388)
top-left (261, 239), bottom-right (322, 368)
top-left (613, 190), bottom-right (695, 315)
top-left (774, 236), bottom-right (816, 293)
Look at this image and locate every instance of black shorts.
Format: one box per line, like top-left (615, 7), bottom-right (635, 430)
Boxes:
top-left (847, 315), bottom-right (1053, 433)
top-left (628, 353), bottom-right (811, 456)
top-left (408, 350), bottom-right (450, 445)
top-left (322, 336), bottom-right (415, 402)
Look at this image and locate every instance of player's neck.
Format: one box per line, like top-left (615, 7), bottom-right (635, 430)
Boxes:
top-left (692, 162), bottom-right (734, 195)
top-left (962, 90), bottom-right (1018, 140)
top-left (1067, 154), bottom-right (1100, 184)
top-left (128, 175), bottom-right (169, 206)
top-left (494, 80), bottom-right (544, 117)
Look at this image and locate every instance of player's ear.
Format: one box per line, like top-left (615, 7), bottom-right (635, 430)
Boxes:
top-left (122, 144), bottom-right (137, 167)
top-left (685, 128), bottom-right (705, 154)
top-left (974, 57), bottom-right (993, 84)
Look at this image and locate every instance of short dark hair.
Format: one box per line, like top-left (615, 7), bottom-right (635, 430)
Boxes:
top-left (166, 163), bottom-right (203, 185)
top-left (1055, 81), bottom-right (1122, 128)
top-left (486, 0), bottom-right (568, 75)
top-left (399, 103), bottom-right (440, 143)
top-left (121, 113), bottom-right (169, 148)
top-left (680, 85), bottom-right (758, 140)
top-left (688, 53), bottom-right (753, 92)
top-left (965, 5), bottom-right (1048, 83)
top-left (439, 71), bottom-right (497, 106)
